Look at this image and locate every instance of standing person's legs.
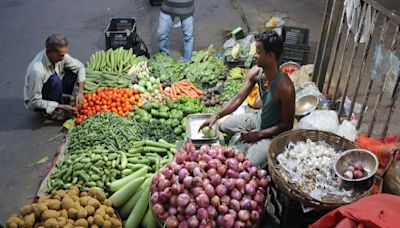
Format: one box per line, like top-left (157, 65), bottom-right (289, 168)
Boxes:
top-left (181, 16), bottom-right (194, 62)
top-left (157, 12), bottom-right (174, 55)
top-left (42, 74), bottom-right (63, 104)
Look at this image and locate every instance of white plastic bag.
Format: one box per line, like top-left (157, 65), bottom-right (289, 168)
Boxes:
top-left (337, 120), bottom-right (358, 141)
top-left (299, 110), bottom-right (339, 133)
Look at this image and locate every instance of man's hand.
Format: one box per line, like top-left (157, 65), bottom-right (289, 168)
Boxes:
top-left (58, 104), bottom-right (76, 111)
top-left (199, 115), bottom-right (218, 132)
top-left (76, 91), bottom-right (84, 107)
top-left (240, 130), bottom-right (260, 143)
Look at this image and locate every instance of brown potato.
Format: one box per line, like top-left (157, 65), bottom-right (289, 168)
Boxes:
top-left (80, 191), bottom-right (88, 197)
top-left (110, 217), bottom-right (122, 227)
top-left (70, 195), bottom-right (80, 203)
top-left (23, 213), bottom-right (35, 227)
top-left (68, 186), bottom-right (80, 196)
top-left (41, 210), bottom-right (60, 221)
top-left (94, 191), bottom-right (106, 203)
top-left (93, 214), bottom-right (104, 226)
top-left (20, 205), bottom-right (34, 216)
top-left (85, 205), bottom-right (95, 216)
top-left (91, 225), bottom-right (99, 228)
top-left (87, 198), bottom-right (100, 209)
top-left (7, 215), bottom-right (23, 227)
top-left (67, 208), bottom-right (78, 220)
top-left (105, 207), bottom-right (114, 216)
top-left (61, 196), bottom-right (74, 210)
top-left (47, 199), bottom-right (61, 210)
top-left (87, 216), bottom-right (94, 226)
top-left (103, 199), bottom-right (112, 207)
top-left (56, 189), bottom-right (66, 198)
top-left (75, 218), bottom-right (89, 227)
top-left (103, 220), bottom-right (112, 228)
top-left (77, 206), bottom-right (88, 219)
top-left (79, 196), bottom-right (92, 207)
top-left (43, 218), bottom-right (58, 228)
top-left (57, 217), bottom-right (67, 226)
top-left (7, 223), bottom-right (18, 228)
top-left (88, 188), bottom-right (97, 198)
top-left (50, 191), bottom-right (62, 201)
top-left (60, 209), bottom-right (68, 219)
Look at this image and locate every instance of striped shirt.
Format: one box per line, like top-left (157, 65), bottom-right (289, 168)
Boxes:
top-left (161, 0), bottom-right (194, 19)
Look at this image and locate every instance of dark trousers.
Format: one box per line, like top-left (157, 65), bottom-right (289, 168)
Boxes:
top-left (42, 69), bottom-right (77, 104)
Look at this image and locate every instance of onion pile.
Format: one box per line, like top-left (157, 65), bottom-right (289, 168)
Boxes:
top-left (151, 143), bottom-right (268, 228)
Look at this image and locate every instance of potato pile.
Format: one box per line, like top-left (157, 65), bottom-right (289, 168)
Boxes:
top-left (6, 186), bottom-right (122, 228)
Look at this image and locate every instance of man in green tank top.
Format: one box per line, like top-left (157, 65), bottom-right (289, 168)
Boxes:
top-left (200, 31), bottom-right (295, 168)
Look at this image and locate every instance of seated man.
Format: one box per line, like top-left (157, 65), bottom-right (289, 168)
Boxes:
top-left (200, 31), bottom-right (295, 168)
top-left (23, 34), bottom-right (85, 121)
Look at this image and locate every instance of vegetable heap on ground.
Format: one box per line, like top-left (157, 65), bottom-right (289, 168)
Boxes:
top-left (75, 87), bottom-right (142, 124)
top-left (7, 186), bottom-right (121, 228)
top-left (85, 47), bottom-right (147, 92)
top-left (149, 52), bottom-right (186, 83)
top-left (151, 143), bottom-right (269, 228)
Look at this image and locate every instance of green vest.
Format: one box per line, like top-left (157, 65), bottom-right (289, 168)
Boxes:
top-left (161, 0), bottom-right (194, 19)
top-left (257, 68), bottom-right (284, 130)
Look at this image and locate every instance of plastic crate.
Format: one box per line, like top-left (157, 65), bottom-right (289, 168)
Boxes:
top-left (150, 0), bottom-right (162, 6)
top-left (105, 18), bottom-right (137, 49)
top-left (280, 26), bottom-right (310, 66)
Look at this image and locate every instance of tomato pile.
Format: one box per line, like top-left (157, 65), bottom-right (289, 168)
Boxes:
top-left (282, 66), bottom-right (298, 75)
top-left (75, 87), bottom-right (142, 124)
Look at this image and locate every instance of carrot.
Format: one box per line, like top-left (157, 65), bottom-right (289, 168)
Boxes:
top-left (189, 84), bottom-right (203, 95)
top-left (159, 84), bottom-right (164, 94)
top-left (171, 84), bottom-right (177, 97)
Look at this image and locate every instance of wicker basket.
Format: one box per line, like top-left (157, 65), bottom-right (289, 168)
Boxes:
top-left (268, 129), bottom-right (374, 210)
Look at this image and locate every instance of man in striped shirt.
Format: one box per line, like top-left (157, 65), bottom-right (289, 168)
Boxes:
top-left (157, 0), bottom-right (194, 62)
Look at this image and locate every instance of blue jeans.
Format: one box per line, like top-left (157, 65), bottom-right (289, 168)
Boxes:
top-left (42, 69), bottom-right (77, 105)
top-left (157, 12), bottom-right (194, 62)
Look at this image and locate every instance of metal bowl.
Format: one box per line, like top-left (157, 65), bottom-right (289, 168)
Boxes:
top-left (295, 94), bottom-right (318, 116)
top-left (334, 149), bottom-right (379, 182)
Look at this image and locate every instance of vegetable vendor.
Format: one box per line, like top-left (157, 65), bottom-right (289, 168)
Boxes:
top-left (200, 31), bottom-right (295, 168)
top-left (23, 34), bottom-right (85, 121)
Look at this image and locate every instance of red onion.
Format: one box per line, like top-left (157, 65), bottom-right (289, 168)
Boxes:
top-left (177, 207), bottom-right (185, 215)
top-left (152, 203), bottom-right (165, 216)
top-left (189, 150), bottom-right (200, 162)
top-left (254, 190), bottom-right (266, 204)
top-left (258, 169), bottom-right (267, 178)
top-left (185, 162), bottom-right (199, 172)
top-left (169, 195), bottom-right (177, 207)
top-left (227, 169), bottom-right (239, 178)
top-left (151, 185), bottom-right (157, 193)
top-left (238, 162), bottom-right (244, 172)
top-left (239, 171), bottom-right (251, 182)
top-left (250, 200), bottom-right (257, 210)
top-left (221, 195), bottom-right (231, 205)
top-left (210, 174), bottom-right (222, 187)
top-left (164, 187), bottom-right (172, 198)
top-left (231, 199), bottom-right (240, 211)
top-left (178, 168), bottom-right (189, 181)
top-left (215, 185), bottom-right (228, 197)
top-left (230, 188), bottom-right (242, 200)
top-left (218, 205), bottom-right (229, 214)
top-left (183, 176), bottom-right (193, 188)
top-left (199, 144), bottom-right (210, 154)
top-left (150, 192), bottom-right (159, 205)
top-left (185, 142), bottom-right (196, 153)
top-left (199, 223), bottom-right (212, 228)
top-left (234, 221), bottom-right (246, 228)
top-left (226, 147), bottom-right (236, 158)
top-left (191, 187), bottom-right (204, 197)
top-left (177, 193), bottom-right (190, 207)
top-left (207, 168), bottom-right (217, 177)
top-left (216, 154), bottom-right (226, 162)
top-left (236, 178), bottom-right (245, 191)
top-left (202, 178), bottom-right (211, 187)
top-left (226, 158), bottom-right (239, 171)
top-left (238, 210), bottom-right (250, 222)
top-left (258, 177), bottom-right (268, 188)
top-left (204, 184), bottom-right (215, 198)
top-left (240, 199), bottom-right (252, 210)
top-left (168, 207), bottom-right (177, 215)
top-left (217, 215), bottom-right (224, 225)
top-left (196, 193), bottom-right (210, 208)
top-left (185, 203), bottom-right (197, 216)
top-left (209, 148), bottom-right (218, 158)
top-left (199, 160), bottom-right (207, 169)
top-left (207, 159), bottom-right (218, 170)
top-left (235, 152), bottom-right (245, 162)
top-left (211, 195), bottom-right (220, 207)
top-left (250, 210), bottom-right (260, 222)
top-left (222, 214), bottom-right (235, 227)
top-left (158, 177), bottom-right (171, 190)
top-left (193, 167), bottom-right (204, 178)
top-left (178, 221), bottom-right (189, 228)
top-left (172, 163), bottom-right (183, 174)
top-left (175, 151), bottom-right (188, 164)
top-left (223, 178), bottom-right (236, 191)
top-left (217, 164), bottom-right (227, 176)
top-left (193, 176), bottom-right (203, 187)
top-left (245, 221), bottom-right (253, 228)
top-left (171, 182), bottom-right (183, 194)
top-left (207, 205), bottom-right (218, 218)
top-left (164, 169), bottom-right (174, 180)
top-left (188, 216), bottom-right (199, 227)
top-left (160, 212), bottom-right (170, 220)
top-left (245, 184), bottom-right (256, 196)
top-left (202, 154), bottom-right (212, 162)
top-left (243, 160), bottom-right (252, 170)
top-left (229, 209), bottom-right (237, 219)
top-left (197, 207), bottom-right (208, 220)
top-left (166, 215), bottom-right (179, 228)
top-left (159, 191), bottom-right (168, 203)
top-left (249, 166), bottom-right (258, 177)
